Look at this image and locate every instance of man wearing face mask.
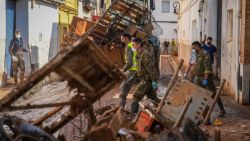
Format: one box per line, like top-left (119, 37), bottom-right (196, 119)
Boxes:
top-left (119, 33), bottom-right (138, 109)
top-left (192, 41), bottom-right (225, 117)
top-left (130, 38), bottom-right (159, 114)
top-left (9, 30), bottom-right (29, 85)
top-left (202, 37), bottom-right (219, 77)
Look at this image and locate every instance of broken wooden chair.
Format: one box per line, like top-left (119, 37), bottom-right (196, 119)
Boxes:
top-left (0, 38), bottom-right (123, 137)
top-left (134, 59), bottom-right (226, 133)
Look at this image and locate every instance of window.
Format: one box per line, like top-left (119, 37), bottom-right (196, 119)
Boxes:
top-left (162, 0), bottom-right (170, 13)
top-left (227, 10), bottom-right (233, 42)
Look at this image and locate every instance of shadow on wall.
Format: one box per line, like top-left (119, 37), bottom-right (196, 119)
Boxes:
top-left (48, 22), bottom-right (59, 60)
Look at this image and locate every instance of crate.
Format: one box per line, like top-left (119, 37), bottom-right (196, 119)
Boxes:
top-left (160, 79), bottom-right (213, 124)
top-left (134, 111), bottom-right (162, 134)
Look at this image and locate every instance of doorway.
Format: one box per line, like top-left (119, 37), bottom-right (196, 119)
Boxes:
top-left (5, 0), bottom-right (16, 78)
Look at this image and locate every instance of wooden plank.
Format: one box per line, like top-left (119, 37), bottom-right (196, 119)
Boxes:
top-left (156, 59), bottom-right (184, 113)
top-left (32, 107), bottom-right (63, 126)
top-left (204, 79), bottom-right (226, 124)
top-left (60, 66), bottom-right (96, 93)
top-left (173, 97), bottom-right (192, 128)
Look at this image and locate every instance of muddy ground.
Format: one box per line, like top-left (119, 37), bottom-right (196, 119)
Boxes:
top-left (1, 55), bottom-right (250, 141)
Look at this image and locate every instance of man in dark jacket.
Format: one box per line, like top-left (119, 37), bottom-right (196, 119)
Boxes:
top-left (9, 30), bottom-right (29, 84)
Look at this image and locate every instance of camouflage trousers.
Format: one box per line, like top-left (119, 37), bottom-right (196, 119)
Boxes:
top-left (12, 58), bottom-right (25, 74)
top-left (131, 79), bottom-right (158, 114)
top-left (12, 57), bottom-right (25, 84)
top-left (194, 75), bottom-right (225, 112)
top-left (119, 70), bottom-right (137, 108)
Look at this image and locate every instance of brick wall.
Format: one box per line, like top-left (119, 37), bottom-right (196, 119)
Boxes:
top-left (240, 0), bottom-right (250, 64)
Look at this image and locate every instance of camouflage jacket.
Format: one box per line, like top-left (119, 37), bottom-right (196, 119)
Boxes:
top-left (195, 49), bottom-right (212, 76)
top-left (122, 44), bottom-right (133, 72)
top-left (137, 48), bottom-right (158, 81)
top-left (145, 43), bottom-right (160, 77)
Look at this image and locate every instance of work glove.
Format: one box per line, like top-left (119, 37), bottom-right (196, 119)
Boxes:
top-left (152, 81), bottom-right (158, 90)
top-left (202, 79), bottom-right (208, 86)
top-left (11, 56), bottom-right (18, 62)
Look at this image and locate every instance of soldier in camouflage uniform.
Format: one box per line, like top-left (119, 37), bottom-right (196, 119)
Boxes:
top-left (9, 31), bottom-right (29, 85)
top-left (147, 40), bottom-right (160, 78)
top-left (130, 38), bottom-right (159, 114)
top-left (192, 41), bottom-right (226, 116)
top-left (119, 33), bottom-right (138, 108)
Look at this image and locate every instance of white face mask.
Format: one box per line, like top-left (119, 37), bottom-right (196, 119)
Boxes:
top-left (16, 35), bottom-right (21, 39)
top-left (131, 47), bottom-right (136, 52)
top-left (192, 49), bottom-right (196, 54)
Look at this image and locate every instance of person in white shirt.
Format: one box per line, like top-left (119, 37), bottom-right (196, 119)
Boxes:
top-left (184, 48), bottom-right (197, 82)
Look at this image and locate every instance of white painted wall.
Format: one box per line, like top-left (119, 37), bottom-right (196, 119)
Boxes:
top-left (78, 1), bottom-right (91, 19)
top-left (177, 0), bottom-right (218, 65)
top-left (16, 0), bottom-right (59, 74)
top-left (221, 0), bottom-right (241, 100)
top-left (206, 0), bottom-right (218, 45)
top-left (152, 0), bottom-right (178, 41)
top-left (177, 0), bottom-right (200, 65)
top-left (28, 1), bottom-right (59, 68)
top-left (0, 0), bottom-right (6, 72)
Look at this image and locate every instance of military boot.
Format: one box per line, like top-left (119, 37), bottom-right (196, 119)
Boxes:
top-left (20, 71), bottom-right (25, 84)
top-left (131, 101), bottom-right (139, 114)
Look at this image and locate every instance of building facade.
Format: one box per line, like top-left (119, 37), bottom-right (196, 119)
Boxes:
top-left (221, 0), bottom-right (250, 104)
top-left (152, 0), bottom-right (178, 41)
top-left (0, 0), bottom-right (7, 86)
top-left (178, 0), bottom-right (250, 104)
top-left (16, 0), bottom-right (60, 74)
top-left (177, 0), bottom-right (218, 67)
top-left (0, 0), bottom-right (95, 84)
top-left (58, 0), bottom-right (78, 47)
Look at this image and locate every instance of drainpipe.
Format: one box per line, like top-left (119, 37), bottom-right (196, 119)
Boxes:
top-left (235, 0), bottom-right (241, 103)
top-left (198, 0), bottom-right (204, 42)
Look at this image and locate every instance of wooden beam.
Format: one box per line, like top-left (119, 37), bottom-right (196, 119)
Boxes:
top-left (61, 66), bottom-right (96, 93)
top-left (156, 59), bottom-right (184, 114)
